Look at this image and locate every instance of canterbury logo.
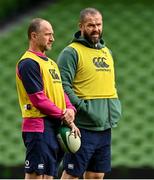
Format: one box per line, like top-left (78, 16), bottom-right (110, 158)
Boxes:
top-left (49, 69), bottom-right (60, 80)
top-left (93, 57), bottom-right (109, 68)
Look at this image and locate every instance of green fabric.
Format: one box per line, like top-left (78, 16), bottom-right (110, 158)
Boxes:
top-left (57, 31), bottom-right (121, 131)
top-left (72, 31), bottom-right (105, 49)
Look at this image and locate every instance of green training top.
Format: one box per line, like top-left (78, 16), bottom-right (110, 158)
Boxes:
top-left (57, 31), bottom-right (121, 131)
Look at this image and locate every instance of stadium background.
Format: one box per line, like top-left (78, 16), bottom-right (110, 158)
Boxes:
top-left (0, 0), bottom-right (154, 178)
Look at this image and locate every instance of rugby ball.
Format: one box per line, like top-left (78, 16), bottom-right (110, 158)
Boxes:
top-left (57, 125), bottom-right (81, 153)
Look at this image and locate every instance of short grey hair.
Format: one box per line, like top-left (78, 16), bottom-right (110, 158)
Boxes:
top-left (27, 18), bottom-right (45, 39)
top-left (79, 8), bottom-right (102, 23)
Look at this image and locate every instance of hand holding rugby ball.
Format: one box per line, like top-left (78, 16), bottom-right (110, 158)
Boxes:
top-left (57, 125), bottom-right (81, 153)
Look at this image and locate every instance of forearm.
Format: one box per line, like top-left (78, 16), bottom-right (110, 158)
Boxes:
top-left (28, 91), bottom-right (63, 119)
top-left (64, 92), bottom-right (76, 112)
top-left (63, 84), bottom-right (86, 111)
top-left (57, 46), bottom-right (86, 111)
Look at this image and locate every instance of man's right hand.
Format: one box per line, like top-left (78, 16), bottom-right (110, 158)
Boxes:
top-left (61, 108), bottom-right (75, 125)
top-left (61, 109), bottom-right (81, 137)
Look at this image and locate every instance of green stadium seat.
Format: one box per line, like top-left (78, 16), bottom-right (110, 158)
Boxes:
top-left (0, 0), bottom-right (154, 168)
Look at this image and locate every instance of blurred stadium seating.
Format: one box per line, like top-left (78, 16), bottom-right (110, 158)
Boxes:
top-left (0, 0), bottom-right (154, 178)
top-left (0, 0), bottom-right (51, 23)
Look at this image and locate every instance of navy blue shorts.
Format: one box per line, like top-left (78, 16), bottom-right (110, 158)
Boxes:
top-left (63, 128), bottom-right (111, 177)
top-left (22, 127), bottom-right (64, 177)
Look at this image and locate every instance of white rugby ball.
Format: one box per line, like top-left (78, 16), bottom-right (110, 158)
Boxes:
top-left (57, 125), bottom-right (81, 153)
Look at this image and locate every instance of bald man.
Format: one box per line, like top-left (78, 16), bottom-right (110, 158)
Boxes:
top-left (16, 18), bottom-right (80, 179)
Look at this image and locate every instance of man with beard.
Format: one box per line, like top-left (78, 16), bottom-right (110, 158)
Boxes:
top-left (57, 8), bottom-right (121, 179)
top-left (16, 18), bottom-right (80, 179)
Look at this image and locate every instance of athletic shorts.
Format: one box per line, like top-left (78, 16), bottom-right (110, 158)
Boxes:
top-left (22, 127), bottom-right (64, 177)
top-left (63, 128), bottom-right (111, 177)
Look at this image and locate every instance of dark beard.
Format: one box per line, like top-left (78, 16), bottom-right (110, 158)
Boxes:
top-left (83, 31), bottom-right (102, 45)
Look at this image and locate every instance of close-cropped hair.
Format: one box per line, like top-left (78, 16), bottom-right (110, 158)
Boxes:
top-left (27, 18), bottom-right (44, 39)
top-left (79, 7), bottom-right (102, 23)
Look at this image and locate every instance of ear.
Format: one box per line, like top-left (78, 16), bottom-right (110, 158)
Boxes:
top-left (31, 32), bottom-right (37, 40)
